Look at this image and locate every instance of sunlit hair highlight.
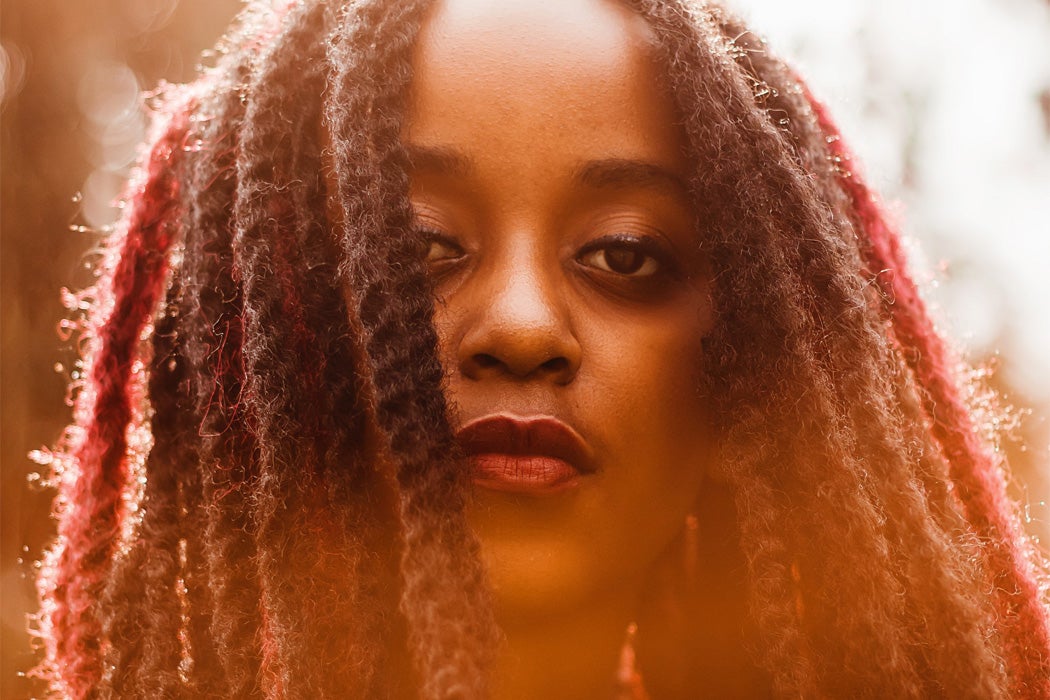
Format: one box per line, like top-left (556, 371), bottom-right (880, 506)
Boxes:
top-left (34, 0), bottom-right (1049, 698)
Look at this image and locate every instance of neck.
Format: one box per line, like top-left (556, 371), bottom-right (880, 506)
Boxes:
top-left (492, 583), bottom-right (639, 700)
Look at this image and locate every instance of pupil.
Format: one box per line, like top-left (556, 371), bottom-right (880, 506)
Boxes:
top-left (605, 247), bottom-right (643, 274)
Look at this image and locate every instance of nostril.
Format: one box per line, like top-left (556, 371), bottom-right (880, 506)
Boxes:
top-left (474, 353), bottom-right (502, 370)
top-left (540, 357), bottom-right (569, 375)
top-left (467, 353), bottom-right (573, 379)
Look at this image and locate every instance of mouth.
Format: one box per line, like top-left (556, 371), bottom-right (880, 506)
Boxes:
top-left (455, 414), bottom-right (595, 495)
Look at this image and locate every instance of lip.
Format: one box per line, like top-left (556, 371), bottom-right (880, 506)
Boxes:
top-left (455, 414), bottom-right (595, 494)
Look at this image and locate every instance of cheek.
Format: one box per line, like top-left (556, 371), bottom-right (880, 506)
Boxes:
top-left (581, 311), bottom-right (711, 547)
top-left (583, 285), bottom-right (711, 452)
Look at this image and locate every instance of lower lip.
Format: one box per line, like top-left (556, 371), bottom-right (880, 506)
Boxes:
top-left (470, 454), bottom-right (582, 494)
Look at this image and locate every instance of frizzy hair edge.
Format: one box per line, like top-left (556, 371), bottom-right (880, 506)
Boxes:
top-left (33, 1), bottom-right (1050, 698)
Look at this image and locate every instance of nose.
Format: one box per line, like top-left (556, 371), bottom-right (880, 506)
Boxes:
top-left (456, 261), bottom-right (581, 384)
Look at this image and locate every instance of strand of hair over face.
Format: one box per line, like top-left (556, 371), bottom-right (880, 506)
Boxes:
top-left (324, 0), bottom-right (499, 695)
top-left (33, 0), bottom-right (1049, 698)
top-left (37, 0), bottom-right (497, 697)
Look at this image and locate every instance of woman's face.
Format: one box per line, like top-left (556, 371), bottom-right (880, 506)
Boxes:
top-left (404, 0), bottom-right (713, 622)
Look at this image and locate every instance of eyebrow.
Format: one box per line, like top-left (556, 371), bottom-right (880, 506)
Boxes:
top-left (403, 143), bottom-right (473, 178)
top-left (403, 143), bottom-right (690, 199)
top-left (574, 158), bottom-right (691, 199)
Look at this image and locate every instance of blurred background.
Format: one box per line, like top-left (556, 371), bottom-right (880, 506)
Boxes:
top-left (1, 0), bottom-right (1048, 696)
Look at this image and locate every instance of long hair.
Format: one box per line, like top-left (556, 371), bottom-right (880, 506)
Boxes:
top-left (34, 0), bottom-right (1050, 698)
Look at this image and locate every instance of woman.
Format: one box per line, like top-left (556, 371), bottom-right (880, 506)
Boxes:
top-left (34, 0), bottom-right (1050, 697)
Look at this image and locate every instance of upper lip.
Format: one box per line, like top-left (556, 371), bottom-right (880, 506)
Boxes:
top-left (455, 413), bottom-right (595, 473)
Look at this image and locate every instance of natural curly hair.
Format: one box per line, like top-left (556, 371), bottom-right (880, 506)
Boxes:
top-left (33, 0), bottom-right (1050, 698)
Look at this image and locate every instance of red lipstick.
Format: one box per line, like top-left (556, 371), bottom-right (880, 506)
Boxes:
top-left (456, 414), bottom-right (594, 494)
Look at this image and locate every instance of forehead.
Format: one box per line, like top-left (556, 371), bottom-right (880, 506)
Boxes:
top-left (412, 0), bottom-right (659, 78)
top-left (405, 0), bottom-right (686, 177)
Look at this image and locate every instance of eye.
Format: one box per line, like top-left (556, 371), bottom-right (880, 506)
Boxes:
top-left (577, 236), bottom-right (667, 278)
top-left (423, 232), bottom-right (464, 263)
top-left (580, 246), bottom-right (659, 276)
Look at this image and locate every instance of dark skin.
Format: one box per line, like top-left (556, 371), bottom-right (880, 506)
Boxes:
top-left (403, 0), bottom-right (714, 696)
